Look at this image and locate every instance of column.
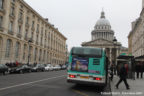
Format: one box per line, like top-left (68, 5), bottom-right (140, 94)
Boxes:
top-left (110, 48), bottom-right (112, 64)
top-left (117, 47), bottom-right (119, 57)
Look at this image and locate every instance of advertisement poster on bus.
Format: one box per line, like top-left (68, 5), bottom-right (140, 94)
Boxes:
top-left (71, 58), bottom-right (88, 72)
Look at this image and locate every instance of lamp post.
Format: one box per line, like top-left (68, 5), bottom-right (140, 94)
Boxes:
top-left (27, 39), bottom-right (32, 65)
top-left (113, 37), bottom-right (117, 75)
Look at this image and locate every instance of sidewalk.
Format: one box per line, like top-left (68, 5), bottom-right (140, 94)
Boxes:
top-left (110, 75), bottom-right (144, 96)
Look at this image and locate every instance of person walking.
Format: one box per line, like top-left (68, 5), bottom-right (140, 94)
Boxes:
top-left (135, 63), bottom-right (140, 78)
top-left (110, 64), bottom-right (114, 81)
top-left (140, 62), bottom-right (143, 78)
top-left (115, 63), bottom-right (130, 90)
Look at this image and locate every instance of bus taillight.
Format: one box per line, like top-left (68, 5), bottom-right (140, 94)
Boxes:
top-left (94, 77), bottom-right (102, 80)
top-left (69, 75), bottom-right (76, 78)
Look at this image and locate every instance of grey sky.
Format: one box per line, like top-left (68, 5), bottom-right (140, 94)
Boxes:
top-left (24, 0), bottom-right (142, 51)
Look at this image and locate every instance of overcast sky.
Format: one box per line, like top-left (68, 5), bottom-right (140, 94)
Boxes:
top-left (25, 0), bottom-right (142, 51)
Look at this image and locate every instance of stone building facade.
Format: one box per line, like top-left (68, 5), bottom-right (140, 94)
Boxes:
top-left (0, 0), bottom-right (67, 65)
top-left (82, 11), bottom-right (122, 64)
top-left (128, 0), bottom-right (144, 57)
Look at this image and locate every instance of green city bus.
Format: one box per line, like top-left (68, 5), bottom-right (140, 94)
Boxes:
top-left (67, 47), bottom-right (108, 86)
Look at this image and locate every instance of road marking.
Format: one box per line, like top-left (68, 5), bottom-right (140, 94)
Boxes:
top-left (72, 89), bottom-right (89, 96)
top-left (0, 75), bottom-right (66, 91)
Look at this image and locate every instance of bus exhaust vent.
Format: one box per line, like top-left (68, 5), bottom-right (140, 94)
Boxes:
top-left (93, 59), bottom-right (100, 65)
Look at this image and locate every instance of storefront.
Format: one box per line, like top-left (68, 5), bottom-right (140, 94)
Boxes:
top-left (116, 55), bottom-right (135, 79)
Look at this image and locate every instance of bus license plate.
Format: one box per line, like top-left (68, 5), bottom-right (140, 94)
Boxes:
top-left (80, 76), bottom-right (89, 79)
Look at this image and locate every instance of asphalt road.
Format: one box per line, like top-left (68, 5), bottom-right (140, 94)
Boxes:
top-left (0, 70), bottom-right (112, 96)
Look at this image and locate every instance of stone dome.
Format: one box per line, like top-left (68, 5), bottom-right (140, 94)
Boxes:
top-left (94, 11), bottom-right (111, 30)
top-left (96, 18), bottom-right (110, 26)
top-left (91, 11), bottom-right (114, 41)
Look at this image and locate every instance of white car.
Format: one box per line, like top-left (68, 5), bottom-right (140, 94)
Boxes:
top-left (45, 65), bottom-right (53, 71)
top-left (53, 65), bottom-right (61, 70)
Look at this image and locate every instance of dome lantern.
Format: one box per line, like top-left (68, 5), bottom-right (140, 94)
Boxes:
top-left (101, 11), bottom-right (105, 19)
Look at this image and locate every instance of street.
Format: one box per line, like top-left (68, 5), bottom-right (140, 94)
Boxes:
top-left (0, 70), bottom-right (111, 96)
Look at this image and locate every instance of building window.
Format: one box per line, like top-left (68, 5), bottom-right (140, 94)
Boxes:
top-left (9, 21), bottom-right (13, 32)
top-left (0, 16), bottom-right (2, 27)
top-left (17, 25), bottom-right (21, 34)
top-left (36, 34), bottom-right (38, 43)
top-left (10, 6), bottom-right (15, 16)
top-left (41, 36), bottom-right (43, 45)
top-left (0, 37), bottom-right (2, 54)
top-left (15, 42), bottom-right (20, 58)
top-left (11, 0), bottom-right (15, 3)
top-left (25, 29), bottom-right (28, 39)
top-left (0, 0), bottom-right (4, 9)
top-left (19, 12), bottom-right (23, 20)
top-left (43, 50), bottom-right (46, 61)
top-left (32, 21), bottom-right (34, 28)
top-left (5, 39), bottom-right (12, 57)
top-left (31, 32), bottom-right (34, 39)
top-left (39, 49), bottom-right (42, 61)
top-left (34, 48), bottom-right (37, 61)
top-left (36, 24), bottom-right (39, 32)
top-left (23, 44), bottom-right (27, 60)
top-left (26, 17), bottom-right (29, 24)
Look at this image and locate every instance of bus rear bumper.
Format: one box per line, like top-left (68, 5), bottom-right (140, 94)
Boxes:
top-left (67, 79), bottom-right (106, 86)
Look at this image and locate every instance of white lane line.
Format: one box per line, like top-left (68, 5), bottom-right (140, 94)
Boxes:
top-left (0, 75), bottom-right (66, 91)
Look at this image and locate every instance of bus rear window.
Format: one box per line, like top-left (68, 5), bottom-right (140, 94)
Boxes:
top-left (71, 57), bottom-right (88, 72)
top-left (72, 47), bottom-right (102, 57)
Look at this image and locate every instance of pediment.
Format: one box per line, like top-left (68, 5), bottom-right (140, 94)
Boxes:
top-left (82, 39), bottom-right (114, 46)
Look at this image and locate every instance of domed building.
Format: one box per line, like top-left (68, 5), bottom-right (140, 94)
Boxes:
top-left (82, 11), bottom-right (121, 64)
top-left (92, 11), bottom-right (114, 41)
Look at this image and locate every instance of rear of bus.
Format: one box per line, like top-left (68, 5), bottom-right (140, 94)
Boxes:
top-left (67, 47), bottom-right (108, 86)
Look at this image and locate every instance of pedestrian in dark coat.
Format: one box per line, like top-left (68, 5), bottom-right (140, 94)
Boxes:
top-left (135, 63), bottom-right (140, 78)
top-left (110, 64), bottom-right (114, 81)
top-left (140, 62), bottom-right (143, 78)
top-left (115, 63), bottom-right (130, 90)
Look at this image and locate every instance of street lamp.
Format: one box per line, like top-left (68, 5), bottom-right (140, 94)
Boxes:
top-left (113, 37), bottom-right (117, 75)
top-left (27, 39), bottom-right (33, 65)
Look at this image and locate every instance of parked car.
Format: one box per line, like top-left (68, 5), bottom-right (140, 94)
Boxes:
top-left (9, 65), bottom-right (32, 74)
top-left (45, 64), bottom-right (53, 71)
top-left (0, 64), bottom-right (9, 75)
top-left (61, 65), bottom-right (67, 70)
top-left (31, 64), bottom-right (45, 72)
top-left (53, 65), bottom-right (61, 70)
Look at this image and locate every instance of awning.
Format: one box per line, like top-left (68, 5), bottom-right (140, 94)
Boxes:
top-left (117, 55), bottom-right (134, 60)
top-left (135, 55), bottom-right (144, 61)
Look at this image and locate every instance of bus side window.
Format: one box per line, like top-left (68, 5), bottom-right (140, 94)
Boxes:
top-left (93, 59), bottom-right (100, 65)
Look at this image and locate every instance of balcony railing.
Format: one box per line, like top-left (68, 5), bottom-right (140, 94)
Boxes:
top-left (0, 9), bottom-right (5, 14)
top-left (8, 30), bottom-right (14, 35)
top-left (9, 14), bottom-right (15, 19)
top-left (17, 33), bottom-right (22, 38)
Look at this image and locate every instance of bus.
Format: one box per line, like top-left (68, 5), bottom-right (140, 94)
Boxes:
top-left (67, 47), bottom-right (109, 86)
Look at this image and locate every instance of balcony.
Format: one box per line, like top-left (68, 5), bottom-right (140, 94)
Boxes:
top-left (17, 33), bottom-right (22, 38)
top-left (0, 9), bottom-right (5, 14)
top-left (8, 30), bottom-right (14, 35)
top-left (9, 14), bottom-right (15, 19)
